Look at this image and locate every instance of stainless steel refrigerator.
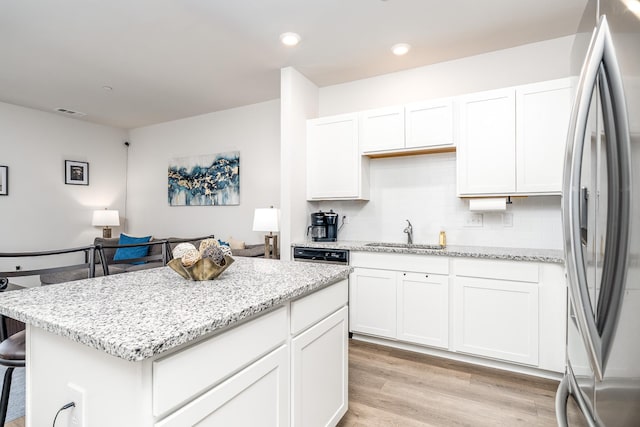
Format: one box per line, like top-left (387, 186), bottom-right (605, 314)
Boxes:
top-left (556, 0), bottom-right (640, 425)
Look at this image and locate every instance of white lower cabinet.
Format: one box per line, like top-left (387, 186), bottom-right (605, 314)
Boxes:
top-left (349, 252), bottom-right (567, 374)
top-left (349, 268), bottom-right (397, 338)
top-left (155, 346), bottom-right (289, 427)
top-left (349, 252), bottom-right (450, 350)
top-left (397, 272), bottom-right (449, 349)
top-left (26, 280), bottom-right (349, 427)
top-left (292, 306), bottom-right (349, 427)
top-left (453, 276), bottom-right (539, 366)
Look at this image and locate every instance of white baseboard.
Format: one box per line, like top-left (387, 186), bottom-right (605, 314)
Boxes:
top-left (350, 333), bottom-right (563, 381)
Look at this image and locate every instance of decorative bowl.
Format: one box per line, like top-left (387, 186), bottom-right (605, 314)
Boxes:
top-left (167, 255), bottom-right (234, 281)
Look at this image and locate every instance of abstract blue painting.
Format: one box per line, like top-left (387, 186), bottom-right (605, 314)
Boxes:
top-left (168, 152), bottom-right (240, 206)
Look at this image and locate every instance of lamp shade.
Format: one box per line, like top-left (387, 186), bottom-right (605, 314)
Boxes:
top-left (92, 209), bottom-right (120, 227)
top-left (252, 208), bottom-right (280, 232)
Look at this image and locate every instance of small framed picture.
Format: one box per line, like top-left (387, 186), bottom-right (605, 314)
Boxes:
top-left (0, 165), bottom-right (7, 195)
top-left (65, 160), bottom-right (89, 185)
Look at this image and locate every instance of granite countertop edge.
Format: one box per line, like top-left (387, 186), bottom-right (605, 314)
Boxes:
top-left (292, 241), bottom-right (565, 264)
top-left (0, 259), bottom-right (353, 362)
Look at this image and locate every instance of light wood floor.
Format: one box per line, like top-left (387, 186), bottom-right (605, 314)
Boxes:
top-left (4, 418), bottom-right (23, 427)
top-left (338, 339), bottom-right (587, 427)
top-left (5, 339), bottom-right (587, 427)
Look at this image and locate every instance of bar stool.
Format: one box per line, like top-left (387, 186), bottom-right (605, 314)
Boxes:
top-left (0, 244), bottom-right (101, 424)
top-left (0, 326), bottom-right (25, 425)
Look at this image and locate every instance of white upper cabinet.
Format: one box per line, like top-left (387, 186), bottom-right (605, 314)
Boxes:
top-left (306, 113), bottom-right (369, 200)
top-left (457, 78), bottom-right (573, 196)
top-left (516, 79), bottom-right (573, 194)
top-left (359, 106), bottom-right (405, 153)
top-left (405, 98), bottom-right (455, 149)
top-left (458, 88), bottom-right (516, 195)
top-left (360, 98), bottom-right (455, 156)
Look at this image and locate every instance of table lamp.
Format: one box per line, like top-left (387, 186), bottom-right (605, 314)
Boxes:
top-left (92, 209), bottom-right (120, 238)
top-left (252, 207), bottom-right (280, 259)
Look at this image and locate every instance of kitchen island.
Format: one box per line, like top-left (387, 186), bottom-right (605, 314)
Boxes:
top-left (0, 257), bottom-right (352, 426)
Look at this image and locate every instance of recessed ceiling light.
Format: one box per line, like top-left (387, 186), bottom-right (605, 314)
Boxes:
top-left (391, 43), bottom-right (411, 56)
top-left (280, 32), bottom-right (301, 47)
top-left (623, 0), bottom-right (640, 15)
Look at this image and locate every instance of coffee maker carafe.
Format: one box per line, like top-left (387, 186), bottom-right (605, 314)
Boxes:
top-left (307, 210), bottom-right (339, 242)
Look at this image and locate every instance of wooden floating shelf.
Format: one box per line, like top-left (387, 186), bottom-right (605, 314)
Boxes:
top-left (364, 146), bottom-right (456, 159)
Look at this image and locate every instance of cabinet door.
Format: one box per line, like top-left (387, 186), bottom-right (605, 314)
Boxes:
top-left (292, 307), bottom-right (348, 427)
top-left (155, 346), bottom-right (289, 427)
top-left (458, 88), bottom-right (516, 195)
top-left (453, 277), bottom-right (539, 366)
top-left (405, 98), bottom-right (454, 149)
top-left (516, 78), bottom-right (573, 193)
top-left (397, 272), bottom-right (449, 349)
top-left (360, 106), bottom-right (405, 153)
top-left (349, 268), bottom-right (397, 338)
top-left (306, 113), bottom-right (362, 199)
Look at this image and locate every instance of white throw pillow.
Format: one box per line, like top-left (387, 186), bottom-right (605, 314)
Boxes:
top-left (227, 236), bottom-right (246, 250)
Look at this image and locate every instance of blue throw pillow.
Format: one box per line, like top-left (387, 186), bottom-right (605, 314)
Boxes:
top-left (113, 234), bottom-right (152, 264)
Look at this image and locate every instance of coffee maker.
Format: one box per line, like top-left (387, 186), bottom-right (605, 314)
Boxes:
top-left (307, 210), bottom-right (339, 242)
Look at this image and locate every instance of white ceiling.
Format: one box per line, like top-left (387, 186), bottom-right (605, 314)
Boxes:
top-left (0, 0), bottom-right (587, 129)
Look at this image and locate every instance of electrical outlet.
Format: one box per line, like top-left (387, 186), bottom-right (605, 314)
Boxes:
top-left (464, 213), bottom-right (483, 227)
top-left (342, 215), bottom-right (350, 224)
top-left (68, 383), bottom-right (85, 427)
top-left (502, 213), bottom-right (514, 227)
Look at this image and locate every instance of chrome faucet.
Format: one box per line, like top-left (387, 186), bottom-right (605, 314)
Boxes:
top-left (403, 219), bottom-right (413, 245)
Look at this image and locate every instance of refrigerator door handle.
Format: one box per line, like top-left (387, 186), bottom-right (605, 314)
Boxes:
top-left (564, 15), bottom-right (632, 381)
top-left (563, 15), bottom-right (607, 381)
top-left (593, 23), bottom-right (632, 367)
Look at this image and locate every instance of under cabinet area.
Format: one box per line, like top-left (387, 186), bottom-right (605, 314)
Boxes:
top-left (349, 251), bottom-right (567, 375)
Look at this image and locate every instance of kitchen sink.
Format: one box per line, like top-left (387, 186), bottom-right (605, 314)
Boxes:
top-left (364, 242), bottom-right (445, 250)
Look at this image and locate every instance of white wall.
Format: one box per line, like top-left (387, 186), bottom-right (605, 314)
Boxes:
top-left (319, 36), bottom-right (575, 116)
top-left (0, 101), bottom-right (128, 252)
top-left (0, 102), bottom-right (128, 282)
top-left (314, 153), bottom-right (562, 249)
top-left (310, 36), bottom-right (575, 249)
top-left (280, 67), bottom-right (319, 260)
top-left (126, 100), bottom-right (280, 244)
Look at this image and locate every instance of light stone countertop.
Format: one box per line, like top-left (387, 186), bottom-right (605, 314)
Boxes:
top-left (292, 240), bottom-right (564, 264)
top-left (0, 257), bottom-right (352, 362)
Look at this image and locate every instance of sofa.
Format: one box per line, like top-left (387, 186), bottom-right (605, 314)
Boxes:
top-left (39, 236), bottom-right (265, 285)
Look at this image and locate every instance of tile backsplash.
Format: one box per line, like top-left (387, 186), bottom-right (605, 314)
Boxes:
top-left (311, 152), bottom-right (563, 250)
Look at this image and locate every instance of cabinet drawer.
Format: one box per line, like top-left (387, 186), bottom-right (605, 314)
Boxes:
top-left (291, 279), bottom-right (348, 336)
top-left (454, 258), bottom-right (539, 283)
top-left (351, 252), bottom-right (448, 274)
top-left (153, 307), bottom-right (287, 417)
